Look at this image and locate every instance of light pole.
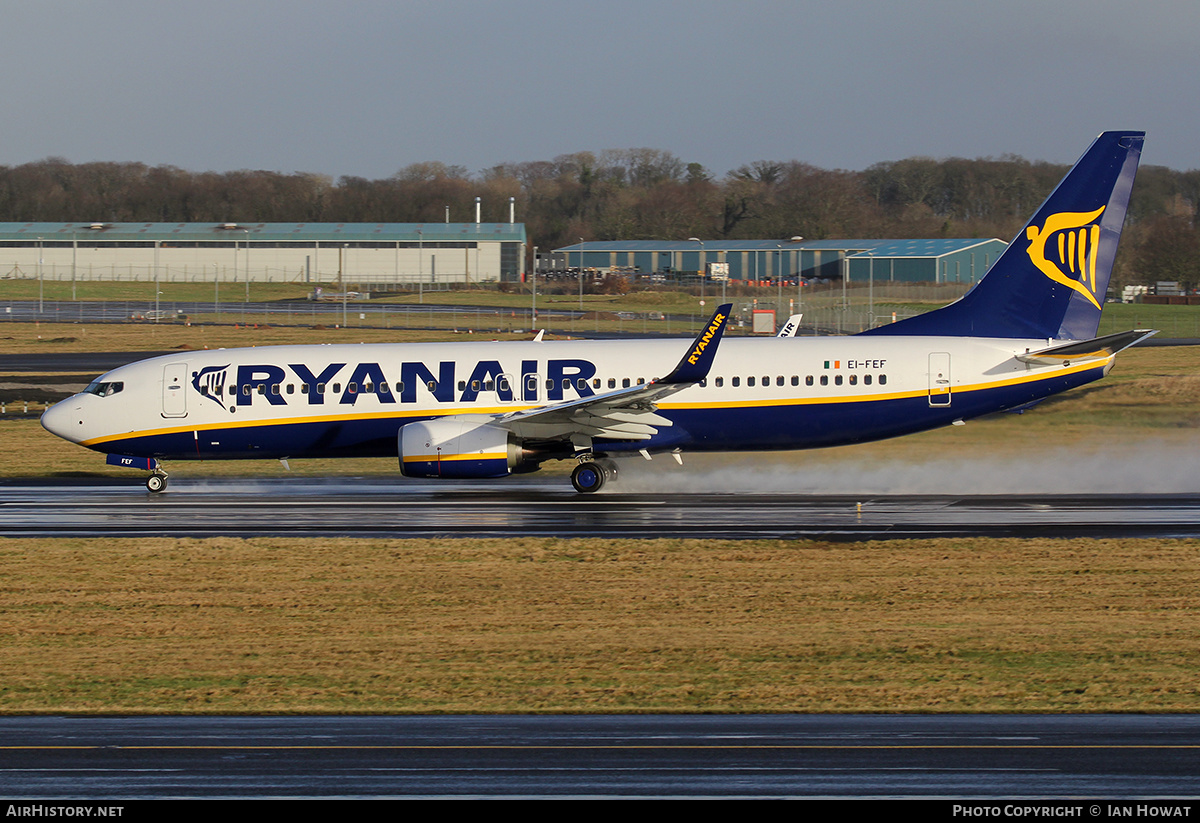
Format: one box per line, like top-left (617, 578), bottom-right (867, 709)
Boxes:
top-left (792, 236), bottom-right (805, 318)
top-left (36, 237), bottom-right (42, 315)
top-left (417, 229), bottom-right (423, 304)
top-left (243, 229), bottom-right (250, 304)
top-left (531, 244), bottom-right (538, 327)
top-left (154, 240), bottom-right (160, 323)
top-left (868, 251), bottom-right (875, 329)
top-left (688, 237), bottom-right (704, 304)
top-left (578, 237), bottom-right (584, 312)
top-left (776, 242), bottom-right (783, 318)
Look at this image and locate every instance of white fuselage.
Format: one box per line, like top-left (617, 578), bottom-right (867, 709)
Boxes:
top-left (41, 334), bottom-right (1109, 464)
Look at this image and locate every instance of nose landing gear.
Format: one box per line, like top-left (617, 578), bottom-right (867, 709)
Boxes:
top-left (145, 470), bottom-right (169, 493)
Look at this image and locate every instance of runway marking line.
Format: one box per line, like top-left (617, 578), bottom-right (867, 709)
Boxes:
top-left (4, 744), bottom-right (1200, 751)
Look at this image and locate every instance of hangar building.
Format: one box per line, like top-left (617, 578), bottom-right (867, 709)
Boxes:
top-left (0, 221), bottom-right (527, 285)
top-left (553, 238), bottom-right (1007, 284)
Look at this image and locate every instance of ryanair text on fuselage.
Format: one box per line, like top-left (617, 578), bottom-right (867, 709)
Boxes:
top-left (197, 358), bottom-right (603, 410)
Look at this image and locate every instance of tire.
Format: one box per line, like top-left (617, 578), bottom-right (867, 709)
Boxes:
top-left (571, 462), bottom-right (606, 493)
top-left (146, 474), bottom-right (167, 493)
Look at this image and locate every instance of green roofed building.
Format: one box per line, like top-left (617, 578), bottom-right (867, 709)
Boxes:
top-left (0, 221), bottom-right (528, 285)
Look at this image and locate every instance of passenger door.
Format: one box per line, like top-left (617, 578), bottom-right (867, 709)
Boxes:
top-left (162, 362), bottom-right (188, 418)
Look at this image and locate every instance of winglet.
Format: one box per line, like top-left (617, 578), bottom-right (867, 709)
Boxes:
top-left (658, 303), bottom-right (732, 385)
top-left (776, 314), bottom-right (803, 337)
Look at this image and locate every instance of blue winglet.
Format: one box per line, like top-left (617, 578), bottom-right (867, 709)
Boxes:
top-left (658, 303), bottom-right (732, 385)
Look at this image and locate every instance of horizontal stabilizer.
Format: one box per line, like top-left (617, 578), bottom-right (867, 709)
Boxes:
top-left (1016, 329), bottom-right (1157, 364)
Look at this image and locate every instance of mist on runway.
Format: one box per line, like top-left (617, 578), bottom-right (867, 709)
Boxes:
top-left (610, 442), bottom-right (1200, 496)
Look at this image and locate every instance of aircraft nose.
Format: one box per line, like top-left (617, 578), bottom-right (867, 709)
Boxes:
top-left (41, 399), bottom-right (84, 443)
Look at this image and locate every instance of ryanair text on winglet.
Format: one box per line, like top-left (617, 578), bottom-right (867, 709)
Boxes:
top-left (686, 312), bottom-right (727, 365)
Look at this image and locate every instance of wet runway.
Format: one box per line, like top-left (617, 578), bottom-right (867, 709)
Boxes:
top-left (4, 714), bottom-right (1200, 798)
top-left (4, 477), bottom-right (1200, 539)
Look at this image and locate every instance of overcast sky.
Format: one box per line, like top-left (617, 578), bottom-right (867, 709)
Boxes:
top-left (1, 0), bottom-right (1195, 179)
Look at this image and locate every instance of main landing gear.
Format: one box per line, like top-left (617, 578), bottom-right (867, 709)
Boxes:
top-left (570, 457), bottom-right (617, 494)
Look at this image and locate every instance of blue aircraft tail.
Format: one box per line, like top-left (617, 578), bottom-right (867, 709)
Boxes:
top-left (860, 131), bottom-right (1144, 340)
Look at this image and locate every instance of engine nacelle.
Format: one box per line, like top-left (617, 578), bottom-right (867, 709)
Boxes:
top-left (398, 417), bottom-right (523, 479)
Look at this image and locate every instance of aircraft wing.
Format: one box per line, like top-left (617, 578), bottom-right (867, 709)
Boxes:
top-left (498, 303), bottom-right (731, 441)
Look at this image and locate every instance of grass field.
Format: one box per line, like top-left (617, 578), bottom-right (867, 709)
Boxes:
top-left (3, 535), bottom-right (1200, 714)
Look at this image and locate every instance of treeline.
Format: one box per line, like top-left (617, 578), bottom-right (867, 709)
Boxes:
top-left (2, 148), bottom-right (1198, 288)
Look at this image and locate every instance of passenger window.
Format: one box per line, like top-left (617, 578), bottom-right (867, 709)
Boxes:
top-left (317, 383), bottom-right (326, 394)
top-left (426, 380), bottom-right (437, 391)
top-left (820, 375), bottom-right (828, 386)
top-left (849, 375), bottom-right (857, 386)
top-left (805, 375), bottom-right (813, 386)
top-left (777, 376), bottom-right (785, 386)
top-left (301, 384), bottom-right (309, 394)
top-left (471, 380), bottom-right (480, 392)
top-left (637, 378), bottom-right (645, 385)
top-left (732, 377), bottom-right (740, 387)
top-left (608, 378), bottom-right (616, 389)
top-left (864, 375), bottom-right (872, 385)
top-left (576, 378), bottom-right (586, 390)
top-left (879, 375), bottom-right (887, 385)
top-left (835, 375), bottom-right (843, 386)
top-left (715, 377), bottom-right (723, 387)
top-left (748, 377), bottom-right (756, 387)
top-left (271, 384), bottom-right (280, 395)
top-left (348, 382), bottom-right (358, 394)
top-left (332, 384), bottom-right (341, 393)
top-left (622, 378), bottom-right (631, 388)
top-left (458, 381), bottom-right (466, 391)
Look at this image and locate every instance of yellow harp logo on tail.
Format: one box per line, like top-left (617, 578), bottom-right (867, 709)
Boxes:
top-left (1025, 206), bottom-right (1106, 309)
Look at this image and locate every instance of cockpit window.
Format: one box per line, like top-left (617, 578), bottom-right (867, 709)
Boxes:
top-left (84, 380), bottom-right (124, 397)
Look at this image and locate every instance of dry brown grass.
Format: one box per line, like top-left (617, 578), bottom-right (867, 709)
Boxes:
top-left (2, 536), bottom-right (1199, 714)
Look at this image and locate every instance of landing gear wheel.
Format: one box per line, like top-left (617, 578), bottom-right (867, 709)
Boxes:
top-left (146, 474), bottom-right (168, 493)
top-left (571, 461), bottom-right (607, 494)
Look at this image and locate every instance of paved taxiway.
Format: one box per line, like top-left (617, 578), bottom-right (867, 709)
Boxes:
top-left (4, 714), bottom-right (1200, 798)
top-left (3, 477), bottom-right (1200, 539)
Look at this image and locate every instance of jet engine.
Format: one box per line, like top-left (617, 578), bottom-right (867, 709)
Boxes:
top-left (398, 417), bottom-right (525, 478)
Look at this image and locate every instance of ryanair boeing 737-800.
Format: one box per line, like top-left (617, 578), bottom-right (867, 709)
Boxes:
top-left (42, 132), bottom-right (1150, 493)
